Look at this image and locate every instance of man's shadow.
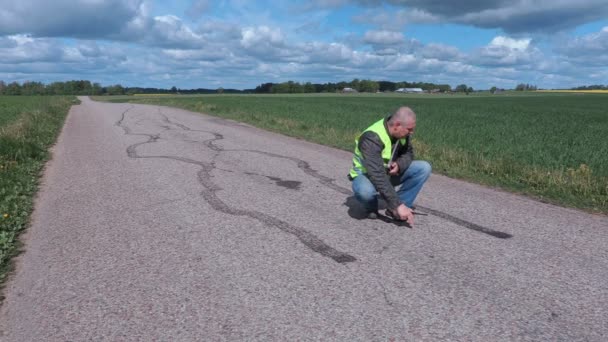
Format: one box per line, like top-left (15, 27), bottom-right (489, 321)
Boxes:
top-left (343, 196), bottom-right (411, 228)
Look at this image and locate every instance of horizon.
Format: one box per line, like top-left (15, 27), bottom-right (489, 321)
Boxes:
top-left (2, 79), bottom-right (577, 92)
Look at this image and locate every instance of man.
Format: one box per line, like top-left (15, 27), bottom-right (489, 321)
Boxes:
top-left (348, 106), bottom-right (431, 225)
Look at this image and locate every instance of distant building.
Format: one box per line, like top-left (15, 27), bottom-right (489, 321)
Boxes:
top-left (395, 87), bottom-right (424, 93)
top-left (341, 87), bottom-right (357, 93)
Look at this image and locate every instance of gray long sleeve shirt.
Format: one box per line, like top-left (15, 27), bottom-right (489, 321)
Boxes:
top-left (357, 119), bottom-right (414, 210)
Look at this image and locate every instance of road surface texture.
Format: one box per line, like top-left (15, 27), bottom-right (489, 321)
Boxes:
top-left (1, 97), bottom-right (606, 341)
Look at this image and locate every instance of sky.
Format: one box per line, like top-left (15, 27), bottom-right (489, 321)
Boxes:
top-left (1, 0), bottom-right (607, 90)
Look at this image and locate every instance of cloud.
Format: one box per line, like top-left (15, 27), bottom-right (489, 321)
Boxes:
top-left (162, 47), bottom-right (229, 62)
top-left (296, 42), bottom-right (354, 64)
top-left (556, 26), bottom-right (608, 66)
top-left (0, 36), bottom-right (134, 77)
top-left (455, 1), bottom-right (608, 33)
top-left (353, 8), bottom-right (439, 29)
top-left (240, 26), bottom-right (294, 60)
top-left (419, 43), bottom-right (462, 60)
top-left (186, 0), bottom-right (211, 19)
top-left (198, 21), bottom-right (242, 41)
top-left (139, 15), bottom-right (205, 48)
top-left (0, 35), bottom-right (67, 64)
top-left (0, 0), bottom-right (143, 38)
top-left (363, 30), bottom-right (404, 45)
top-left (346, 0), bottom-right (608, 34)
top-left (488, 36), bottom-right (530, 50)
top-left (241, 26), bottom-right (285, 48)
top-left (469, 36), bottom-right (541, 67)
top-left (0, 0), bottom-right (205, 49)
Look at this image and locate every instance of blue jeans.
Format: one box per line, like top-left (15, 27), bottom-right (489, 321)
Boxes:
top-left (351, 160), bottom-right (431, 212)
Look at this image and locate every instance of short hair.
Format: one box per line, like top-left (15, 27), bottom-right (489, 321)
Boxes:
top-left (387, 106), bottom-right (416, 126)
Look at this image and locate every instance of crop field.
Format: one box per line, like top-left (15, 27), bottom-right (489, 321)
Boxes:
top-left (99, 93), bottom-right (608, 213)
top-left (537, 90), bottom-right (608, 94)
top-left (0, 96), bottom-right (75, 283)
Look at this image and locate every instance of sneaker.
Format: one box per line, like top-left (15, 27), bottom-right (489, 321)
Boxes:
top-left (366, 211), bottom-right (378, 219)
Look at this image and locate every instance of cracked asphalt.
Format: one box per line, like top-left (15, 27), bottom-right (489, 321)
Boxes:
top-left (1, 97), bottom-right (606, 341)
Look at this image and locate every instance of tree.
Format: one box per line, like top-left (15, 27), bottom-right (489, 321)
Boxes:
top-left (490, 86), bottom-right (497, 94)
top-left (21, 81), bottom-right (45, 95)
top-left (106, 84), bottom-right (125, 95)
top-left (170, 86), bottom-right (177, 93)
top-left (359, 79), bottom-right (379, 92)
top-left (91, 83), bottom-right (103, 95)
top-left (303, 82), bottom-right (315, 93)
top-left (378, 81), bottom-right (396, 92)
top-left (5, 82), bottom-right (22, 95)
top-left (436, 84), bottom-right (451, 92)
top-left (255, 83), bottom-right (273, 93)
top-left (455, 84), bottom-right (468, 92)
top-left (515, 83), bottom-right (537, 91)
top-left (46, 82), bottom-right (64, 95)
top-left (271, 82), bottom-right (289, 93)
top-left (217, 87), bottom-right (224, 94)
top-left (287, 81), bottom-right (303, 93)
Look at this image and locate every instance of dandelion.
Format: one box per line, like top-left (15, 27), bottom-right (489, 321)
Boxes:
top-left (2, 214), bottom-right (8, 219)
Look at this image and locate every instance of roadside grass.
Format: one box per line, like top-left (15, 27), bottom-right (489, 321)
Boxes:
top-left (0, 96), bottom-right (76, 287)
top-left (97, 93), bottom-right (608, 213)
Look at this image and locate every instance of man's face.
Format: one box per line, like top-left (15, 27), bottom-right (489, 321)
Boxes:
top-left (393, 119), bottom-right (416, 139)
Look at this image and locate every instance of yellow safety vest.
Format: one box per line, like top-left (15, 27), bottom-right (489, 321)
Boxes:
top-left (349, 118), bottom-right (405, 179)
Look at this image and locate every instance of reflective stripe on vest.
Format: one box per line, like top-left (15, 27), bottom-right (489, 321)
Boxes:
top-left (349, 118), bottom-right (405, 179)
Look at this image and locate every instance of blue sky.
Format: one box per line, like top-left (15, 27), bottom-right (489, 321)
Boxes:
top-left (1, 0), bottom-right (607, 90)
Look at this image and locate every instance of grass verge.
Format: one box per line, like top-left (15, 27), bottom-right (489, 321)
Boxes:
top-left (0, 96), bottom-right (76, 289)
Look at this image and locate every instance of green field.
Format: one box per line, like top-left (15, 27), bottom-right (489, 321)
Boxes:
top-left (100, 93), bottom-right (608, 213)
top-left (0, 96), bottom-right (75, 285)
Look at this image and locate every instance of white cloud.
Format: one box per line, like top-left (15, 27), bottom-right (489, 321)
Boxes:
top-left (241, 26), bottom-right (285, 48)
top-left (556, 26), bottom-right (608, 66)
top-left (239, 26), bottom-right (293, 60)
top-left (489, 36), bottom-right (531, 50)
top-left (162, 47), bottom-right (229, 62)
top-left (297, 42), bottom-right (354, 64)
top-left (470, 35), bottom-right (540, 67)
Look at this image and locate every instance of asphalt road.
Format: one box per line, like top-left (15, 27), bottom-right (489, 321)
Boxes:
top-left (1, 97), bottom-right (606, 341)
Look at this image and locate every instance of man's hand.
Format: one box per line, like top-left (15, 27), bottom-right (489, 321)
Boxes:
top-left (388, 161), bottom-right (399, 175)
top-left (395, 204), bottom-right (414, 226)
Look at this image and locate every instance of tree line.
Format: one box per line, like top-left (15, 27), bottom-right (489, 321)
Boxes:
top-left (0, 79), bottom-right (457, 96)
top-left (254, 79), bottom-right (454, 93)
top-left (6, 79), bottom-right (599, 96)
top-left (0, 80), bottom-right (244, 96)
top-left (0, 80), bottom-right (115, 96)
top-left (572, 85), bottom-right (607, 90)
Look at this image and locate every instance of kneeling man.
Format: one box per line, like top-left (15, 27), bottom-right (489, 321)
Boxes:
top-left (349, 106), bottom-right (431, 225)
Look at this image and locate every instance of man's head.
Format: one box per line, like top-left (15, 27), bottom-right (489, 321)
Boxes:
top-left (387, 106), bottom-right (416, 139)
